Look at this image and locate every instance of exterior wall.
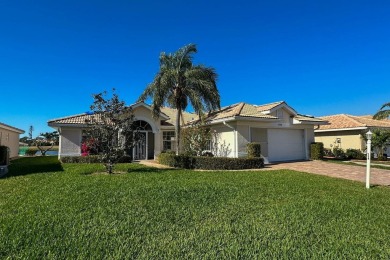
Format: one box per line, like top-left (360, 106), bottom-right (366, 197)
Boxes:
top-left (236, 125), bottom-right (250, 157)
top-left (59, 128), bottom-right (82, 157)
top-left (0, 127), bottom-right (21, 158)
top-left (315, 130), bottom-right (364, 150)
top-left (210, 124), bottom-right (235, 157)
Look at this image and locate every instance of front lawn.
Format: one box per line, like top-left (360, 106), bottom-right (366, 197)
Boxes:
top-left (1, 157), bottom-right (390, 258)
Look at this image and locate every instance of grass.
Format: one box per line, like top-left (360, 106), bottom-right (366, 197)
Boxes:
top-left (1, 157), bottom-right (390, 258)
top-left (323, 158), bottom-right (390, 170)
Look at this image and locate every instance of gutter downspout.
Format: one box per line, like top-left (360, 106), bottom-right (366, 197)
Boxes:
top-left (223, 121), bottom-right (237, 158)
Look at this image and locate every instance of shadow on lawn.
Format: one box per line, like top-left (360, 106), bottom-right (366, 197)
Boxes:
top-left (127, 166), bottom-right (178, 174)
top-left (6, 156), bottom-right (64, 178)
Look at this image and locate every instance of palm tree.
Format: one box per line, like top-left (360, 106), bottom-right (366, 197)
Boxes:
top-left (138, 44), bottom-right (220, 155)
top-left (373, 102), bottom-right (390, 120)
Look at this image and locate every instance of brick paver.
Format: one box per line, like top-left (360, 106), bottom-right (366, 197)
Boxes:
top-left (268, 161), bottom-right (390, 186)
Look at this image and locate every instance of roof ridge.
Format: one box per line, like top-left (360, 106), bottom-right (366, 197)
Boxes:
top-left (235, 102), bottom-right (246, 116)
top-left (340, 114), bottom-right (367, 127)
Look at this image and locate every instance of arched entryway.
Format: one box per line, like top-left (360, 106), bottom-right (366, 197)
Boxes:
top-left (132, 120), bottom-right (155, 160)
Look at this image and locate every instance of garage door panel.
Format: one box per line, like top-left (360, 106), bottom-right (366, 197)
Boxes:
top-left (268, 129), bottom-right (305, 162)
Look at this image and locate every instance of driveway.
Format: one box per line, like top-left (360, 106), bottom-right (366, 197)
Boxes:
top-left (268, 160), bottom-right (390, 186)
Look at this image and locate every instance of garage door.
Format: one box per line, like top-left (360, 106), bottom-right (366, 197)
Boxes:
top-left (268, 129), bottom-right (305, 162)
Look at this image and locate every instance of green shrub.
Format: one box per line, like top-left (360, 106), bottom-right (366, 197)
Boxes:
top-left (158, 153), bottom-right (264, 170)
top-left (333, 147), bottom-right (346, 159)
top-left (247, 143), bottom-right (261, 158)
top-left (192, 156), bottom-right (264, 170)
top-left (377, 155), bottom-right (387, 161)
top-left (345, 149), bottom-right (366, 160)
top-left (25, 147), bottom-right (38, 156)
top-left (60, 155), bottom-right (101, 163)
top-left (310, 142), bottom-right (324, 160)
top-left (0, 146), bottom-right (10, 165)
top-left (158, 152), bottom-right (177, 167)
top-left (117, 155), bottom-right (133, 163)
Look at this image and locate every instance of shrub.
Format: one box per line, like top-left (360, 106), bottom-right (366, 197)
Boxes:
top-left (377, 155), bottom-right (387, 161)
top-left (158, 152), bottom-right (177, 167)
top-left (345, 149), bottom-right (366, 160)
top-left (117, 155), bottom-right (133, 163)
top-left (60, 155), bottom-right (101, 163)
top-left (310, 142), bottom-right (324, 160)
top-left (25, 147), bottom-right (38, 156)
top-left (333, 147), bottom-right (346, 159)
top-left (0, 146), bottom-right (10, 165)
top-left (158, 153), bottom-right (264, 170)
top-left (192, 157), bottom-right (264, 170)
top-left (247, 143), bottom-right (261, 158)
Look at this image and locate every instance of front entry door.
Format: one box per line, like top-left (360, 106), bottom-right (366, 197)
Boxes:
top-left (134, 132), bottom-right (147, 160)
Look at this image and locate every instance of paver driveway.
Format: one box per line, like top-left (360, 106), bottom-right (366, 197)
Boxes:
top-left (268, 160), bottom-right (390, 186)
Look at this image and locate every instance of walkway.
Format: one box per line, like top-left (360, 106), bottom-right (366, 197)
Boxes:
top-left (269, 160), bottom-right (390, 186)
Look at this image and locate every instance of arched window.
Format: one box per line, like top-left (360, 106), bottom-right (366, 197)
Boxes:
top-left (133, 120), bottom-right (152, 131)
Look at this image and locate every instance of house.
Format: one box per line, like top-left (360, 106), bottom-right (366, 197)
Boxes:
top-left (48, 101), bottom-right (326, 163)
top-left (0, 122), bottom-right (25, 158)
top-left (314, 114), bottom-right (390, 153)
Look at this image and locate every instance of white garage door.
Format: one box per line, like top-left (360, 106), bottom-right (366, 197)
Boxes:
top-left (268, 129), bottom-right (305, 162)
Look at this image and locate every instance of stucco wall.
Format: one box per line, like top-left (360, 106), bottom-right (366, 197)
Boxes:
top-left (211, 124), bottom-right (235, 157)
top-left (0, 127), bottom-right (21, 158)
top-left (315, 130), bottom-right (364, 150)
top-left (59, 128), bottom-right (82, 156)
top-left (236, 125), bottom-right (250, 157)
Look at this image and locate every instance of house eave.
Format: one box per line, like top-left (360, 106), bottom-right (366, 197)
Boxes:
top-left (315, 126), bottom-right (368, 132)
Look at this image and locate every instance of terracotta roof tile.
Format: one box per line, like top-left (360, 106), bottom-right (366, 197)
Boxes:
top-left (255, 101), bottom-right (284, 112)
top-left (318, 114), bottom-right (390, 130)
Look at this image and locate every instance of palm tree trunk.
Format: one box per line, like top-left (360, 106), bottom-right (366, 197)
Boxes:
top-left (175, 107), bottom-right (181, 155)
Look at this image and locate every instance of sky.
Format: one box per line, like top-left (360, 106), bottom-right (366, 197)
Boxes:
top-left (1, 0), bottom-right (389, 137)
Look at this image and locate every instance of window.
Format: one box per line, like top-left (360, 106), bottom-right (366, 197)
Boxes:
top-left (163, 131), bottom-right (175, 151)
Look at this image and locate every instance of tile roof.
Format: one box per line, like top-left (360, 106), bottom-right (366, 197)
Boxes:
top-left (199, 102), bottom-right (278, 122)
top-left (160, 107), bottom-right (197, 126)
top-left (48, 113), bottom-right (103, 125)
top-left (255, 101), bottom-right (285, 112)
top-left (294, 114), bottom-right (327, 123)
top-left (48, 106), bottom-right (197, 127)
top-left (317, 114), bottom-right (390, 130)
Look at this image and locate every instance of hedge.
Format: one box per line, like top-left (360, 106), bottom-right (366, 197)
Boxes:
top-left (247, 142), bottom-right (261, 158)
top-left (158, 153), bottom-right (264, 170)
top-left (345, 149), bottom-right (366, 160)
top-left (310, 142), bottom-right (324, 160)
top-left (61, 155), bottom-right (133, 164)
top-left (25, 147), bottom-right (38, 156)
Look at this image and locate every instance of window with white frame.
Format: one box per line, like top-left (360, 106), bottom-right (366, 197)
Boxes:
top-left (163, 131), bottom-right (175, 151)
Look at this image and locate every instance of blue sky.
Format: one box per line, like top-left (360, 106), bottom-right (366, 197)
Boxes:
top-left (1, 0), bottom-right (389, 137)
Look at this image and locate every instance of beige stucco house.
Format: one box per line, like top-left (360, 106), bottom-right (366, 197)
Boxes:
top-left (48, 101), bottom-right (326, 163)
top-left (0, 122), bottom-right (25, 158)
top-left (314, 114), bottom-right (390, 153)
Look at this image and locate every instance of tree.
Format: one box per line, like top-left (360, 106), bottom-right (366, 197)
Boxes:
top-left (373, 102), bottom-right (390, 120)
top-left (28, 125), bottom-right (34, 142)
top-left (85, 89), bottom-right (139, 174)
top-left (35, 131), bottom-right (59, 156)
top-left (138, 44), bottom-right (220, 155)
top-left (362, 129), bottom-right (390, 160)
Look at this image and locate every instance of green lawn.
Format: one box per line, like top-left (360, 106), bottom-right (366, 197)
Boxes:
top-left (1, 157), bottom-right (390, 258)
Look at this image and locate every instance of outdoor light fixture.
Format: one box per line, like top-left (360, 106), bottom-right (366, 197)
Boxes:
top-left (366, 130), bottom-right (372, 189)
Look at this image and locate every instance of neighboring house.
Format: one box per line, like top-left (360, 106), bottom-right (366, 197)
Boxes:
top-left (48, 101), bottom-right (326, 163)
top-left (0, 122), bottom-right (25, 158)
top-left (314, 114), bottom-right (390, 153)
